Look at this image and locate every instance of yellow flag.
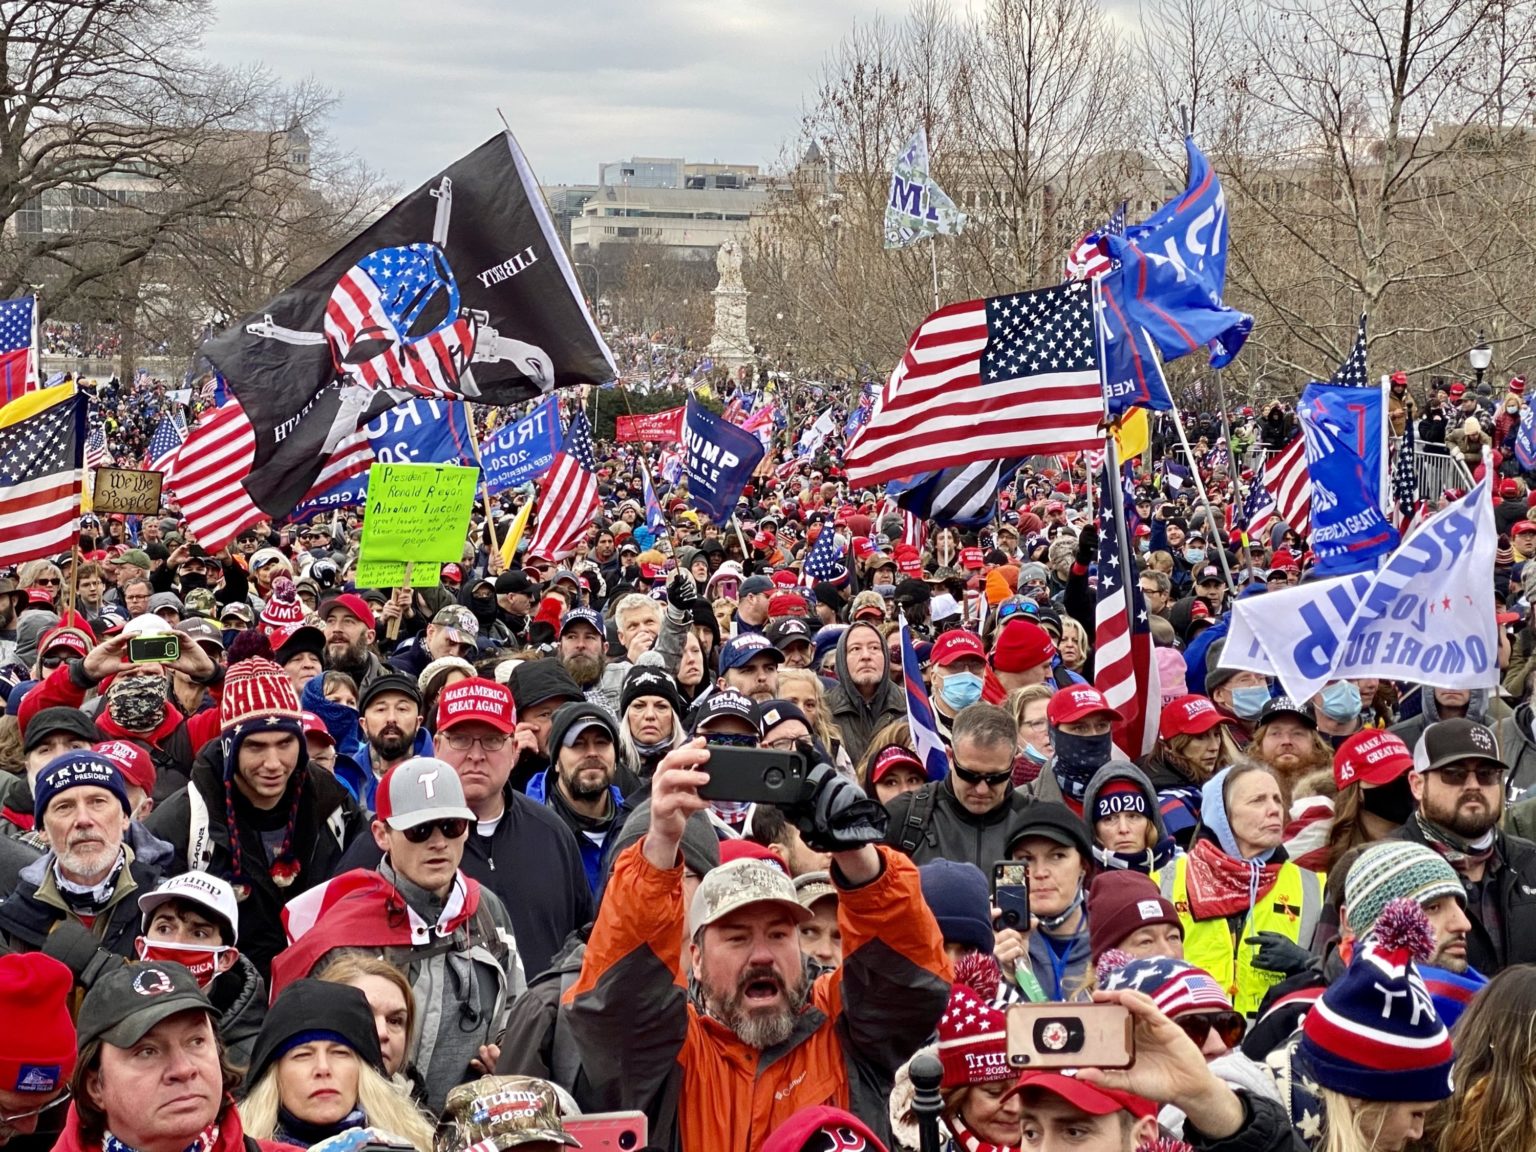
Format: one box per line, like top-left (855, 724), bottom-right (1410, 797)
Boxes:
top-left (500, 495), bottom-right (535, 568)
top-left (1113, 407), bottom-right (1149, 461)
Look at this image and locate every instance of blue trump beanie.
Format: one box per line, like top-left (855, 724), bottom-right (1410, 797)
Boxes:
top-left (919, 859), bottom-right (995, 956)
top-left (33, 751), bottom-right (130, 823)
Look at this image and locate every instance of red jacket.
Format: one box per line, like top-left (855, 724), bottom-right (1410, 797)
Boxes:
top-left (51, 1099), bottom-right (283, 1152)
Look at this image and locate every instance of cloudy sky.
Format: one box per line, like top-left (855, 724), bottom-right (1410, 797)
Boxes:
top-left (202, 0), bottom-right (924, 189)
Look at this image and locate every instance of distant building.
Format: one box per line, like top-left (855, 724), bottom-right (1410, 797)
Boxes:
top-left (569, 156), bottom-right (774, 259)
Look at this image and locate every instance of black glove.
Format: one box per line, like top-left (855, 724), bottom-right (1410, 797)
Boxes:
top-left (1075, 523), bottom-right (1099, 565)
top-left (43, 919), bottom-right (100, 979)
top-left (1245, 932), bottom-right (1319, 977)
top-left (667, 570), bottom-right (698, 608)
top-left (785, 762), bottom-right (889, 853)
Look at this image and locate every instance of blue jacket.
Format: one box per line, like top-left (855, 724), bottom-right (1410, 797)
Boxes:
top-left (526, 769), bottom-right (628, 894)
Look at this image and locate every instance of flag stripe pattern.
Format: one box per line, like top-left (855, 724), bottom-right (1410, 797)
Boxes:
top-left (846, 281), bottom-right (1105, 487)
top-left (0, 296), bottom-right (37, 408)
top-left (527, 409), bottom-right (599, 561)
top-left (1392, 415), bottom-right (1423, 534)
top-left (162, 400), bottom-right (265, 552)
top-left (0, 386), bottom-right (83, 564)
top-left (1262, 434), bottom-right (1312, 536)
top-left (145, 414), bottom-right (186, 473)
top-left (1094, 458), bottom-right (1159, 758)
top-left (899, 613), bottom-right (948, 780)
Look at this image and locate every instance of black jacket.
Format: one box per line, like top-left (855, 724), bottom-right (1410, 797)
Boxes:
top-left (333, 782), bottom-right (593, 982)
top-left (144, 745), bottom-right (368, 981)
top-left (883, 777), bottom-right (1034, 870)
top-left (209, 953), bottom-right (267, 1069)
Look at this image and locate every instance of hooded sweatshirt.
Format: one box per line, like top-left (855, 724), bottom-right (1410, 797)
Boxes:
top-left (825, 621), bottom-right (906, 758)
top-left (1082, 760), bottom-right (1175, 874)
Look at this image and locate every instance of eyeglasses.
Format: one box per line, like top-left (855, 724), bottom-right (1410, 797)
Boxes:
top-left (400, 818), bottom-right (469, 844)
top-left (763, 736), bottom-right (807, 752)
top-left (952, 762), bottom-right (1013, 789)
top-left (441, 731), bottom-right (509, 752)
top-left (1429, 763), bottom-right (1505, 788)
top-left (0, 1087), bottom-right (70, 1126)
top-left (1174, 1011), bottom-right (1246, 1050)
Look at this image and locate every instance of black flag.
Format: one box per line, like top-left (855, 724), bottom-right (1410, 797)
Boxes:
top-left (200, 131), bottom-right (616, 519)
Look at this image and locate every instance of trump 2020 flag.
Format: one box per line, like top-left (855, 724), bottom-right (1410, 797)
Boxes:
top-left (682, 398), bottom-right (765, 523)
top-left (1100, 137), bottom-right (1252, 370)
top-left (200, 130), bottom-right (617, 523)
top-left (1517, 404), bottom-right (1536, 472)
top-left (884, 128), bottom-right (967, 249)
top-left (1223, 468), bottom-right (1497, 702)
top-left (899, 613), bottom-right (948, 780)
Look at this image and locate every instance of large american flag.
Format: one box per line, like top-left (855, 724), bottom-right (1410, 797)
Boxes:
top-left (145, 413), bottom-right (186, 473)
top-left (0, 296), bottom-right (38, 407)
top-left (1094, 458), bottom-right (1159, 758)
top-left (845, 281), bottom-right (1106, 488)
top-left (1251, 434), bottom-right (1311, 537)
top-left (1393, 413), bottom-right (1424, 534)
top-left (0, 385), bottom-right (84, 564)
top-left (527, 409), bottom-right (598, 561)
top-left (162, 400), bottom-right (265, 551)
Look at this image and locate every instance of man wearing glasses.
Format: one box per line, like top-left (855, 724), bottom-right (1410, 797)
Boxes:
top-left (0, 952), bottom-right (74, 1147)
top-left (1401, 717), bottom-right (1536, 975)
top-left (526, 703), bottom-right (628, 895)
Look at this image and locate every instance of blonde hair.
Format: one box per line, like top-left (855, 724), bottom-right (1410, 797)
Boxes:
top-left (239, 1058), bottom-right (434, 1152)
top-left (313, 953), bottom-right (417, 1067)
top-left (1318, 1089), bottom-right (1403, 1152)
top-left (776, 667), bottom-right (841, 752)
top-left (1430, 966), bottom-right (1536, 1152)
top-left (1007, 684), bottom-right (1054, 729)
top-left (1058, 617), bottom-right (1090, 671)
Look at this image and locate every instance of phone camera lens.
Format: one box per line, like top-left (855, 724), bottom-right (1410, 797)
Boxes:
top-left (619, 1134), bottom-right (638, 1151)
top-left (765, 768), bottom-right (784, 788)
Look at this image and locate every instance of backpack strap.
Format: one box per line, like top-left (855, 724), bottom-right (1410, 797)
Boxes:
top-left (895, 784), bottom-right (940, 857)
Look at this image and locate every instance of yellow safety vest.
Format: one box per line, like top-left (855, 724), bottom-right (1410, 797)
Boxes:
top-left (1156, 856), bottom-right (1324, 1018)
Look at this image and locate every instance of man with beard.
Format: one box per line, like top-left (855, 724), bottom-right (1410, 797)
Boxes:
top-left (358, 674), bottom-right (430, 804)
top-left (716, 632), bottom-right (784, 705)
top-left (561, 608), bottom-right (624, 716)
top-left (527, 702), bottom-right (628, 894)
top-left (319, 593), bottom-right (387, 689)
top-left (0, 752), bottom-right (168, 989)
top-left (567, 738), bottom-right (950, 1151)
top-left (1392, 718), bottom-right (1536, 975)
top-left (1247, 696), bottom-right (1332, 805)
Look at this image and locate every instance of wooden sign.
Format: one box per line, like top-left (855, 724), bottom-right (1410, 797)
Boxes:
top-left (92, 468), bottom-right (163, 515)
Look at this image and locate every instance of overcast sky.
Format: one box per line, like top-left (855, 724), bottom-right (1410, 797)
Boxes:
top-left (201, 0), bottom-right (919, 189)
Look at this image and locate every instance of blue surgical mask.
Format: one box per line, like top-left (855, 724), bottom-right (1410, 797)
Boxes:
top-left (1184, 548), bottom-right (1206, 566)
top-left (1320, 681), bottom-right (1362, 722)
top-left (939, 671), bottom-right (984, 709)
top-left (1022, 742), bottom-right (1049, 766)
top-left (1231, 685), bottom-right (1271, 720)
top-left (874, 584), bottom-right (896, 598)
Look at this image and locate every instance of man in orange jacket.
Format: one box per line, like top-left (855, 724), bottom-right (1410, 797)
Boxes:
top-left (566, 739), bottom-right (952, 1152)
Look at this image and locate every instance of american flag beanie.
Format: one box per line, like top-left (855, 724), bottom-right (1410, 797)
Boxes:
top-left (1300, 898), bottom-right (1454, 1102)
top-left (937, 957), bottom-right (1011, 1088)
top-left (1098, 954), bottom-right (1233, 1015)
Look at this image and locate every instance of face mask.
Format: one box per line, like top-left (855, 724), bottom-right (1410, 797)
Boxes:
top-left (135, 938), bottom-right (229, 987)
top-left (1184, 549), bottom-right (1206, 566)
top-left (939, 671), bottom-right (984, 709)
top-left (1231, 685), bottom-right (1271, 720)
top-left (1360, 774), bottom-right (1416, 826)
top-left (874, 584), bottom-right (896, 598)
top-left (1021, 742), bottom-right (1049, 766)
top-left (1138, 540), bottom-right (1151, 555)
top-left (178, 573), bottom-right (208, 592)
top-left (1320, 681), bottom-right (1362, 722)
top-left (106, 675), bottom-right (167, 731)
top-left (1051, 729), bottom-right (1115, 800)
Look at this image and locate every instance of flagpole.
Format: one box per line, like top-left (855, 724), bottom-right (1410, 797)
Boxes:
top-left (928, 240), bottom-right (940, 313)
top-left (1169, 403), bottom-right (1238, 595)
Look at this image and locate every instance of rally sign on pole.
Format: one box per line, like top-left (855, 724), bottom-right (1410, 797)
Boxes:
top-left (682, 398), bottom-right (765, 523)
top-left (1298, 380), bottom-right (1398, 576)
top-left (615, 406), bottom-right (685, 443)
top-left (478, 395), bottom-right (561, 495)
top-left (1222, 470), bottom-right (1497, 702)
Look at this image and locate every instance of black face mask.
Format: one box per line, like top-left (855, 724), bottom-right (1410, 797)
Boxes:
top-left (179, 573), bottom-right (208, 592)
top-left (1360, 774), bottom-right (1415, 827)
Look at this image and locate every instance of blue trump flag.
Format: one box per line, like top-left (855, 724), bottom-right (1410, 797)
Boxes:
top-left (1517, 404), bottom-right (1536, 472)
top-left (1299, 317), bottom-right (1399, 575)
top-left (1101, 137), bottom-right (1252, 372)
top-left (479, 395), bottom-right (561, 495)
top-left (643, 468), bottom-right (666, 535)
top-left (290, 397), bottom-right (477, 519)
top-left (683, 397), bottom-right (765, 523)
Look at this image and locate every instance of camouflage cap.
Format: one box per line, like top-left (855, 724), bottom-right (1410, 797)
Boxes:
top-left (688, 857), bottom-right (813, 937)
top-left (437, 1075), bottom-right (580, 1152)
top-left (182, 588), bottom-right (218, 619)
top-left (432, 604), bottom-right (480, 646)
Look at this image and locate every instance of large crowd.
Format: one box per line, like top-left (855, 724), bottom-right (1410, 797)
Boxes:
top-left (0, 360), bottom-right (1532, 1152)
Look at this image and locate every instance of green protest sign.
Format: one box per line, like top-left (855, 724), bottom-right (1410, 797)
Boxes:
top-left (360, 463), bottom-right (479, 563)
top-left (353, 557), bottom-right (441, 590)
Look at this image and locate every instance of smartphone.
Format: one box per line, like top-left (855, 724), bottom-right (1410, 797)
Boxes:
top-left (698, 746), bottom-right (811, 805)
top-left (992, 861), bottom-right (1030, 931)
top-left (1006, 1003), bottom-right (1134, 1070)
top-left (128, 635), bottom-right (180, 664)
top-left (563, 1112), bottom-right (648, 1152)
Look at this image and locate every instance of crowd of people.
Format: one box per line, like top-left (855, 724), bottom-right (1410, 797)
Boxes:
top-left (0, 360), bottom-right (1533, 1152)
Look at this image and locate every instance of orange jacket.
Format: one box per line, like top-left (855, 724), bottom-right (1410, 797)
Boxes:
top-left (565, 841), bottom-right (951, 1152)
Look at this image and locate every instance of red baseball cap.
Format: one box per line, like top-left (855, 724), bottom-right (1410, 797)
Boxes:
top-left (1005, 1071), bottom-right (1157, 1121)
top-left (318, 593), bottom-right (377, 632)
top-left (960, 546), bottom-right (985, 571)
top-left (39, 626), bottom-right (90, 659)
top-left (435, 677), bottom-right (516, 734)
top-left (92, 739), bottom-right (156, 795)
top-left (25, 588), bottom-right (52, 606)
top-left (1159, 694), bottom-right (1227, 740)
top-left (441, 563), bottom-right (463, 585)
top-left (718, 839), bottom-right (789, 872)
top-left (1515, 521), bottom-right (1536, 536)
top-left (301, 711), bottom-right (335, 747)
top-left (1449, 381), bottom-right (1466, 396)
top-left (1333, 729), bottom-right (1413, 790)
top-left (931, 630), bottom-right (985, 666)
top-left (869, 745), bottom-right (926, 784)
top-left (1046, 685), bottom-right (1124, 725)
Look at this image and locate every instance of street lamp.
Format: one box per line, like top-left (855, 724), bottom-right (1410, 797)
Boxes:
top-left (1469, 330), bottom-right (1492, 390)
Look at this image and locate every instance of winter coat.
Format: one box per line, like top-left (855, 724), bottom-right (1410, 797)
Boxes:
top-left (1389, 687), bottom-right (1509, 752)
top-left (209, 953), bottom-right (268, 1069)
top-left (1497, 704), bottom-right (1536, 796)
top-left (884, 776), bottom-right (1035, 871)
top-left (825, 622), bottom-right (906, 761)
top-left (564, 842), bottom-right (950, 1152)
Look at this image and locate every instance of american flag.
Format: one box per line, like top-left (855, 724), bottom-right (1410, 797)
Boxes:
top-left (162, 399), bottom-right (265, 551)
top-left (1094, 458), bottom-right (1159, 758)
top-left (1328, 315), bottom-right (1370, 388)
top-left (0, 385), bottom-right (85, 564)
top-left (1064, 202), bottom-right (1127, 281)
top-left (643, 467), bottom-right (665, 534)
top-left (899, 613), bottom-right (948, 779)
top-left (1242, 468), bottom-right (1276, 538)
top-left (144, 413), bottom-right (186, 473)
top-left (84, 423), bottom-right (108, 470)
top-left (1256, 434), bottom-right (1311, 536)
top-left (0, 296), bottom-right (38, 407)
top-left (877, 494), bottom-right (928, 552)
top-left (527, 409), bottom-right (598, 561)
top-left (323, 243), bottom-right (474, 397)
top-left (801, 525), bottom-right (842, 585)
top-left (1392, 414), bottom-right (1423, 533)
top-left (845, 281), bottom-right (1106, 488)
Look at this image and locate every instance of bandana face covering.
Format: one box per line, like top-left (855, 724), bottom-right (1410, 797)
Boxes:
top-left (107, 674), bottom-right (167, 731)
top-left (135, 938), bottom-right (229, 987)
top-left (1050, 729), bottom-right (1114, 801)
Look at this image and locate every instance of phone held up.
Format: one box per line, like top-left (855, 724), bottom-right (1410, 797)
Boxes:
top-left (1006, 1002), bottom-right (1135, 1069)
top-left (992, 861), bottom-right (1029, 932)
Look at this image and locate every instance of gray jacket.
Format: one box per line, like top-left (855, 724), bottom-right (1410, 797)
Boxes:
top-left (826, 622), bottom-right (906, 761)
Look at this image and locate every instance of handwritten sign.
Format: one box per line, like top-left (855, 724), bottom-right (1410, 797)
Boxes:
top-left (360, 463), bottom-right (479, 563)
top-left (354, 556), bottom-right (441, 590)
top-left (92, 468), bottom-right (163, 515)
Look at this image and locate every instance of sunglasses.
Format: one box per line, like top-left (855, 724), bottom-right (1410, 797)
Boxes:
top-left (1175, 1011), bottom-right (1246, 1049)
top-left (399, 818), bottom-right (469, 844)
top-left (1429, 764), bottom-right (1504, 788)
top-left (952, 762), bottom-right (1012, 789)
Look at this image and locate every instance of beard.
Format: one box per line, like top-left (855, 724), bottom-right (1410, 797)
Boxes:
top-left (1431, 939), bottom-right (1469, 974)
top-left (369, 724), bottom-right (414, 761)
top-left (561, 759), bottom-right (613, 802)
top-left (326, 635), bottom-right (370, 675)
top-left (565, 653), bottom-right (604, 688)
top-left (1424, 791), bottom-right (1499, 840)
top-left (1256, 741), bottom-right (1330, 789)
top-left (703, 963), bottom-right (809, 1050)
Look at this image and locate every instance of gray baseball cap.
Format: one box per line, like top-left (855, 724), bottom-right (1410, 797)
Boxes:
top-left (687, 858), bottom-right (812, 936)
